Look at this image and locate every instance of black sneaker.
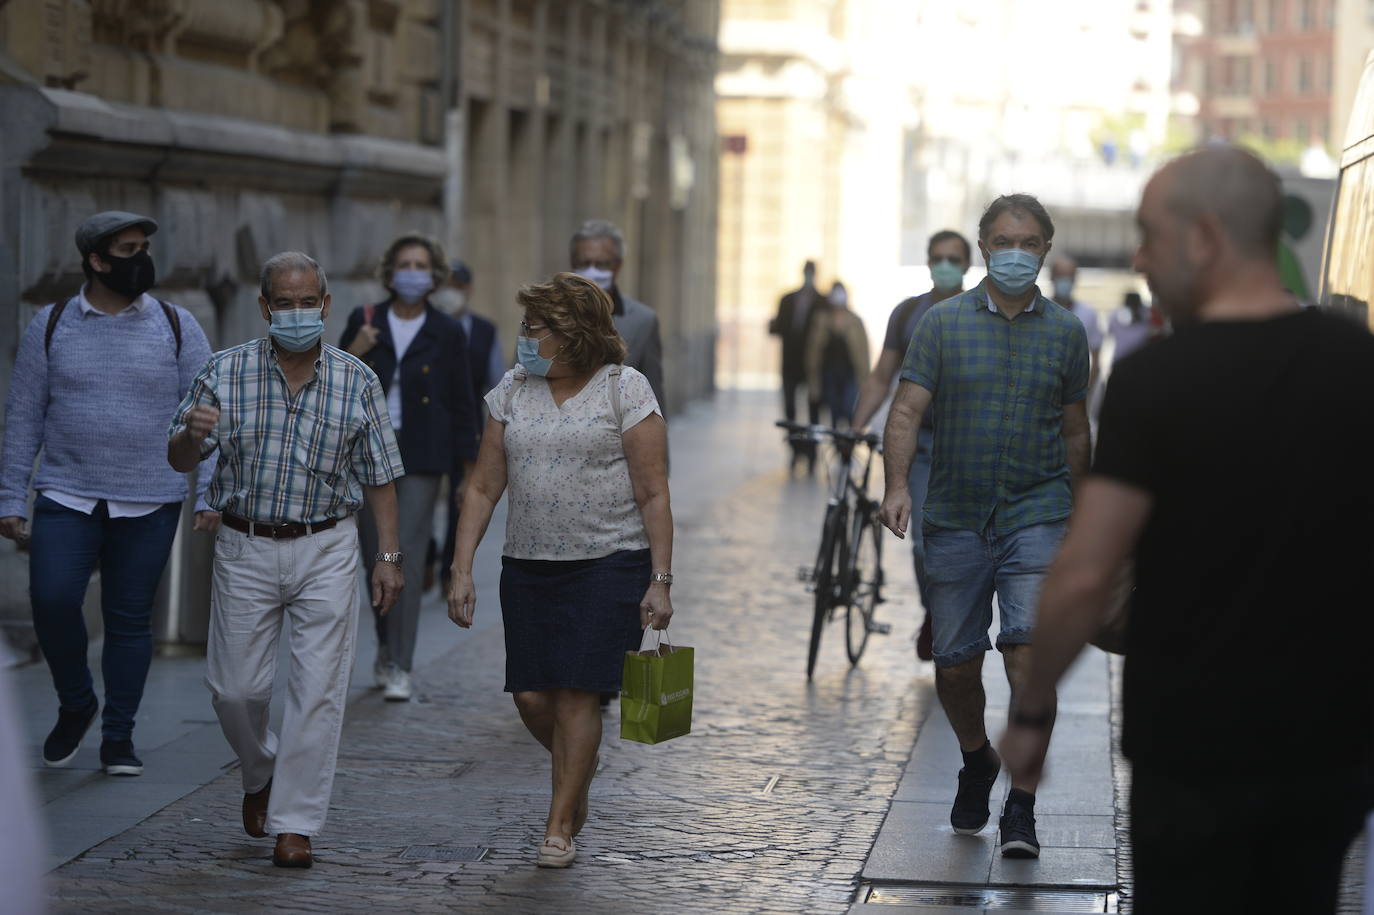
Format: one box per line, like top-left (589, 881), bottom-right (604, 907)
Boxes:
top-left (43, 697), bottom-right (98, 767)
top-left (999, 793), bottom-right (1040, 858)
top-left (100, 739), bottom-right (144, 776)
top-left (950, 751), bottom-right (1001, 834)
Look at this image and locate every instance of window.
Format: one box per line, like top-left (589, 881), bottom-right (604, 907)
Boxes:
top-left (1238, 0), bottom-right (1255, 31)
top-left (1267, 0), bottom-right (1281, 31)
top-left (1264, 59), bottom-right (1279, 95)
top-left (1321, 54), bottom-right (1333, 91)
top-left (1262, 118), bottom-right (1277, 139)
top-left (1295, 117), bottom-right (1310, 143)
top-left (1297, 55), bottom-right (1312, 94)
top-left (1296, 0), bottom-right (1313, 29)
top-left (1233, 57), bottom-right (1253, 94)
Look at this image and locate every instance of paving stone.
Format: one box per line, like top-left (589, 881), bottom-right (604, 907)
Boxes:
top-left (45, 396), bottom-right (936, 913)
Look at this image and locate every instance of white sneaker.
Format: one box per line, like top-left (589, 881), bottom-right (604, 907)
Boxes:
top-left (373, 648), bottom-right (391, 689)
top-left (383, 667), bottom-right (412, 702)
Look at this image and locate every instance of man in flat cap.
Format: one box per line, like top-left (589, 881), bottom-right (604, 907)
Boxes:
top-left (0, 210), bottom-right (217, 776)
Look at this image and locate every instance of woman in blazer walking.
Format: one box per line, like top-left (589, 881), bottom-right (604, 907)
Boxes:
top-left (340, 233), bottom-right (479, 701)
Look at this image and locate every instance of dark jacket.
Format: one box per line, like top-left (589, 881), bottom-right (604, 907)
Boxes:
top-left (339, 302), bottom-right (479, 476)
top-left (610, 287), bottom-right (665, 411)
top-left (771, 283), bottom-right (822, 377)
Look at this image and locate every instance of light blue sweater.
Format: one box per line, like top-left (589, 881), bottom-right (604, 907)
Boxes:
top-left (0, 294), bottom-right (215, 519)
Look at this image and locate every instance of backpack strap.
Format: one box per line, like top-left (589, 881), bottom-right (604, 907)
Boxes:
top-left (608, 365), bottom-right (623, 431)
top-left (503, 366), bottom-right (528, 419)
top-left (44, 296), bottom-right (181, 357)
top-left (156, 299), bottom-right (182, 358)
top-left (43, 298), bottom-right (73, 355)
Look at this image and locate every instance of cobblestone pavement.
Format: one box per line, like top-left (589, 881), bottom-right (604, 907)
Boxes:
top-left (48, 440), bottom-right (938, 913)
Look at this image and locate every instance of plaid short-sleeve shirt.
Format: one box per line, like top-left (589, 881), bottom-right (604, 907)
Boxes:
top-left (169, 338), bottom-right (403, 523)
top-left (901, 280), bottom-right (1089, 534)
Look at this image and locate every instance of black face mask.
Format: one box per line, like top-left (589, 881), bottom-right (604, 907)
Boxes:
top-left (95, 249), bottom-right (156, 299)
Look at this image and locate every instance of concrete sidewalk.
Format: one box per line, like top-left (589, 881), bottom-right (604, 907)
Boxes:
top-left (852, 649), bottom-right (1120, 913)
top-left (14, 389), bottom-right (786, 872)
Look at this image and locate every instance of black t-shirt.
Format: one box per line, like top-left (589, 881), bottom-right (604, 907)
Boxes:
top-left (1094, 308), bottom-right (1374, 776)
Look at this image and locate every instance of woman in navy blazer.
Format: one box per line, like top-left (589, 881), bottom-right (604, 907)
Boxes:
top-left (340, 233), bottom-right (479, 701)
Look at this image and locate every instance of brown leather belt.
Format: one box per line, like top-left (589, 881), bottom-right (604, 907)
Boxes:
top-left (222, 512), bottom-right (341, 540)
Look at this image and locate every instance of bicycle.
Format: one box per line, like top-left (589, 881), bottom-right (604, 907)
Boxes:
top-left (777, 421), bottom-right (890, 679)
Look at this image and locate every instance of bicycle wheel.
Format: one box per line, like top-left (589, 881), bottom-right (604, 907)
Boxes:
top-left (844, 507), bottom-right (882, 666)
top-left (807, 503), bottom-right (846, 680)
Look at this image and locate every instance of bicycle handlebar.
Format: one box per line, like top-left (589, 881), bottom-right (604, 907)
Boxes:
top-left (775, 419), bottom-right (880, 447)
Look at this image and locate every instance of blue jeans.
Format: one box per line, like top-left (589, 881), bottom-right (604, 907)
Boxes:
top-left (29, 495), bottom-right (182, 741)
top-left (906, 426), bottom-right (935, 609)
top-left (921, 520), bottom-right (1067, 669)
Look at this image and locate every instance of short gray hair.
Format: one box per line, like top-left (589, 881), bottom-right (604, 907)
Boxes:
top-left (260, 251), bottom-right (328, 300)
top-left (570, 219), bottom-right (625, 263)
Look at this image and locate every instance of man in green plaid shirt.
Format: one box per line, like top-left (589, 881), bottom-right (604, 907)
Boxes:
top-left (879, 194), bottom-right (1091, 861)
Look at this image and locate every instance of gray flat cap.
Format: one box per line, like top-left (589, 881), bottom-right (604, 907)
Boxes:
top-left (75, 211), bottom-right (158, 257)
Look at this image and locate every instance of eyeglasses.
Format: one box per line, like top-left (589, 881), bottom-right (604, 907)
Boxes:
top-left (520, 320), bottom-right (548, 334)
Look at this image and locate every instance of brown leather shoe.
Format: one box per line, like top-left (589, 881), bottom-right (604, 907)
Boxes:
top-left (242, 780), bottom-right (271, 838)
top-left (273, 833), bottom-right (313, 868)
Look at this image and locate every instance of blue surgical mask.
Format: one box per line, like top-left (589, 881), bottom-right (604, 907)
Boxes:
top-left (576, 266), bottom-right (614, 291)
top-left (1053, 277), bottom-right (1075, 301)
top-left (930, 259), bottom-right (964, 292)
top-left (516, 334), bottom-right (558, 376)
top-left (986, 249), bottom-right (1042, 297)
top-left (391, 269), bottom-right (434, 304)
top-left (268, 307), bottom-right (325, 352)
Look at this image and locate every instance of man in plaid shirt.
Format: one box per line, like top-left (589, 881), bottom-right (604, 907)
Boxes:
top-left (879, 194), bottom-right (1091, 860)
top-left (168, 251), bottom-right (404, 869)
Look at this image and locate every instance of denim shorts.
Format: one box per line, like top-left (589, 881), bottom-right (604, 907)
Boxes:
top-left (921, 520), bottom-right (1067, 668)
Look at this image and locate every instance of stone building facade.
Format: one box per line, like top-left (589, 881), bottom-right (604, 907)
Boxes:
top-left (0, 0), bottom-right (719, 656)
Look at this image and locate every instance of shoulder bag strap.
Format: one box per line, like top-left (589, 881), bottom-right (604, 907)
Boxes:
top-left (608, 365), bottom-right (623, 433)
top-left (43, 298), bottom-right (73, 355)
top-left (503, 366), bottom-right (528, 418)
top-left (156, 299), bottom-right (182, 357)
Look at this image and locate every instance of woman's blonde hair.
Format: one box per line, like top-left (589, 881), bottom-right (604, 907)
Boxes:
top-left (378, 232), bottom-right (449, 290)
top-left (518, 272), bottom-right (628, 372)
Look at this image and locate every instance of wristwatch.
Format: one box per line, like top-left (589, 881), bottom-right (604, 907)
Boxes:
top-left (376, 552), bottom-right (404, 566)
top-left (651, 571), bottom-right (674, 585)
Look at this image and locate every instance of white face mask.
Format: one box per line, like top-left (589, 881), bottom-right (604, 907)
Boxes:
top-left (432, 287), bottom-right (466, 314)
top-left (576, 266), bottom-right (614, 291)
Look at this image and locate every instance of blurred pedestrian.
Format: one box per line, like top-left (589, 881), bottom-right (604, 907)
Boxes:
top-left (432, 259), bottom-right (507, 596)
top-left (805, 281), bottom-right (869, 428)
top-left (879, 194), bottom-right (1091, 860)
top-left (340, 234), bottom-right (480, 701)
top-left (1050, 256), bottom-right (1102, 394)
top-left (0, 667), bottom-right (46, 914)
top-left (1106, 291), bottom-right (1154, 366)
top-left (0, 210), bottom-right (216, 777)
top-left (168, 251), bottom-right (404, 868)
top-left (771, 260), bottom-right (824, 468)
top-left (570, 220), bottom-right (665, 410)
top-left (447, 273), bottom-right (673, 869)
top-left (1001, 146), bottom-right (1374, 913)
top-left (852, 230), bottom-right (972, 662)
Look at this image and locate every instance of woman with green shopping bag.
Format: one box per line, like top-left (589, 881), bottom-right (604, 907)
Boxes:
top-left (446, 272), bottom-right (675, 869)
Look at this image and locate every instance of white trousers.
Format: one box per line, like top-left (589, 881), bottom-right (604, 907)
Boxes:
top-left (206, 516), bottom-right (359, 837)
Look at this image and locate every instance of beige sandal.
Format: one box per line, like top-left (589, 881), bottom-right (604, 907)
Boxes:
top-left (537, 835), bottom-right (576, 868)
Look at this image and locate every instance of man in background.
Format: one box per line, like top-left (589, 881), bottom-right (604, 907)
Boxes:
top-left (852, 230), bottom-right (972, 661)
top-left (771, 260), bottom-right (823, 470)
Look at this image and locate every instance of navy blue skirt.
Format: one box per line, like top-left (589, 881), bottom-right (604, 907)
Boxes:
top-left (499, 549), bottom-right (650, 693)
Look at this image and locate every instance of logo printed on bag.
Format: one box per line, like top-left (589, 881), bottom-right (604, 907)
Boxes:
top-left (659, 688), bottom-right (691, 705)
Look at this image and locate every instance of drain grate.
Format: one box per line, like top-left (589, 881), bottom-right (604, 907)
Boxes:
top-left (861, 884), bottom-right (1117, 911)
top-left (398, 845), bottom-right (489, 863)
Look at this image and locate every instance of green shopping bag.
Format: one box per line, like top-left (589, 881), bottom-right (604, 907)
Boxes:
top-left (620, 628), bottom-right (693, 745)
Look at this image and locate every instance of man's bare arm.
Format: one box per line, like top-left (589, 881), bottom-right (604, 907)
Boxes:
top-left (1062, 400), bottom-right (1091, 487)
top-left (877, 380), bottom-right (932, 539)
top-left (852, 348), bottom-right (903, 432)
